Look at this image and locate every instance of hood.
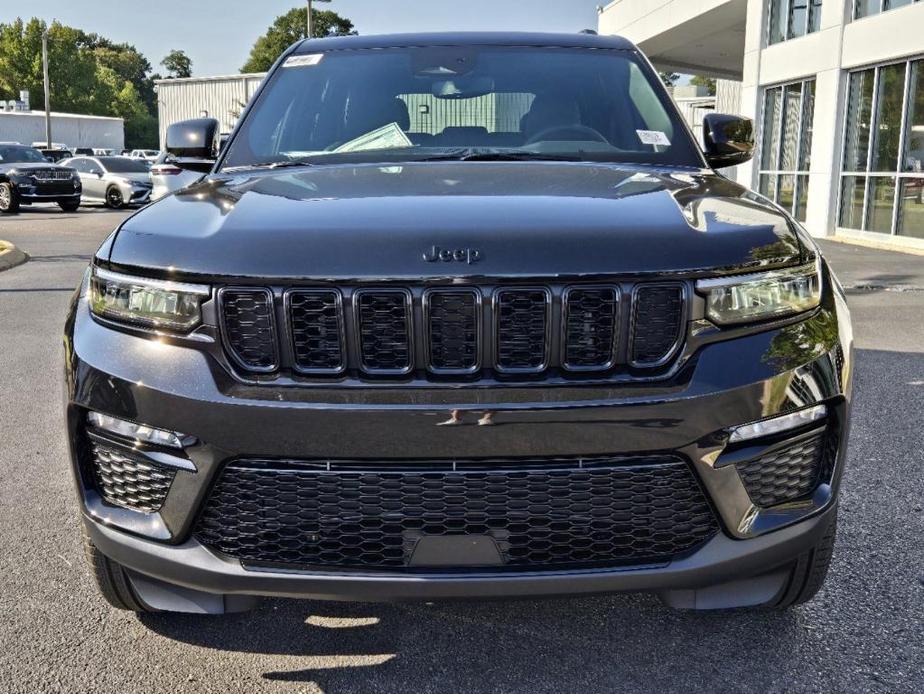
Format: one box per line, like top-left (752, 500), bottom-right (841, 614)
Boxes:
top-left (1, 162), bottom-right (74, 174)
top-left (107, 171), bottom-right (150, 183)
top-left (106, 162), bottom-right (805, 281)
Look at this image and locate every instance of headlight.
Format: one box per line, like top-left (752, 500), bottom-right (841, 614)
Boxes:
top-left (696, 259), bottom-right (821, 326)
top-left (90, 267), bottom-right (210, 332)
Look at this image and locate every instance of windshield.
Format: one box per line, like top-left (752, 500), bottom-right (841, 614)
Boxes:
top-left (99, 157), bottom-right (151, 173)
top-left (0, 145), bottom-right (49, 164)
top-left (220, 45), bottom-right (703, 170)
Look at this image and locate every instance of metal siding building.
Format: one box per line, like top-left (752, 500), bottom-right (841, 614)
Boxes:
top-left (0, 111), bottom-right (124, 150)
top-left (155, 74), bottom-right (266, 148)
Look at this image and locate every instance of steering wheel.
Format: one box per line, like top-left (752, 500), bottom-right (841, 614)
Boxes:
top-left (525, 124), bottom-right (609, 145)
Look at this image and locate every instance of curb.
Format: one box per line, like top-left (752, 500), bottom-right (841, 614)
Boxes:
top-left (0, 240), bottom-right (28, 272)
top-left (821, 235), bottom-right (924, 257)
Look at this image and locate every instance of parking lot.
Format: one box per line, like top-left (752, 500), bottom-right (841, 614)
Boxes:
top-left (1, 206), bottom-right (923, 693)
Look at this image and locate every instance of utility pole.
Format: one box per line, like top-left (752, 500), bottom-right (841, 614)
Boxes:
top-left (42, 29), bottom-right (52, 148)
top-left (306, 0), bottom-right (313, 38)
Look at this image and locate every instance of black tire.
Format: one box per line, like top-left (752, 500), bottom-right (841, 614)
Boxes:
top-left (0, 181), bottom-right (20, 214)
top-left (770, 509), bottom-right (838, 609)
top-left (81, 524), bottom-right (158, 612)
top-left (105, 185), bottom-right (125, 209)
top-left (59, 199), bottom-right (80, 212)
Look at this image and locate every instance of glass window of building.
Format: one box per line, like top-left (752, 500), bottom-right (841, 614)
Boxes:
top-left (768, 0), bottom-right (823, 45)
top-left (758, 80), bottom-right (816, 222)
top-left (839, 59), bottom-right (924, 239)
top-left (855, 0), bottom-right (921, 20)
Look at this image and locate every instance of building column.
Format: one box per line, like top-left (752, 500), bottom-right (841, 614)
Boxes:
top-left (734, 0), bottom-right (768, 188)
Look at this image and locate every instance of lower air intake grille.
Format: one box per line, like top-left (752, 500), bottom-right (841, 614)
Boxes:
top-left (287, 290), bottom-right (344, 373)
top-left (736, 430), bottom-right (827, 508)
top-left (630, 284), bottom-right (684, 366)
top-left (220, 288), bottom-right (278, 371)
top-left (193, 458), bottom-right (718, 572)
top-left (426, 289), bottom-right (480, 373)
top-left (356, 290), bottom-right (412, 374)
top-left (495, 289), bottom-right (549, 372)
top-left (563, 287), bottom-right (619, 370)
top-left (88, 441), bottom-right (175, 513)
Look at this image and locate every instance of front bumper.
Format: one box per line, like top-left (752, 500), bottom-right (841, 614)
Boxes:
top-left (65, 267), bottom-right (853, 606)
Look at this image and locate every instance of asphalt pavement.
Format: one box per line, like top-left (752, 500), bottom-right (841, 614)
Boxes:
top-left (1, 207), bottom-right (922, 693)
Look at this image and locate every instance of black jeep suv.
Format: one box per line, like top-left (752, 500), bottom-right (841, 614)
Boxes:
top-left (0, 143), bottom-right (81, 213)
top-left (65, 33), bottom-right (852, 614)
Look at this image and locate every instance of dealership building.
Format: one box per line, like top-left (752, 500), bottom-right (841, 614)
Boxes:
top-left (600, 0), bottom-right (924, 249)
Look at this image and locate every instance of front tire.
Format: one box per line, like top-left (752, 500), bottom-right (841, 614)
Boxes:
top-left (105, 186), bottom-right (125, 209)
top-left (0, 182), bottom-right (19, 214)
top-left (59, 199), bottom-right (80, 212)
top-left (82, 524), bottom-right (158, 612)
top-left (769, 509), bottom-right (838, 609)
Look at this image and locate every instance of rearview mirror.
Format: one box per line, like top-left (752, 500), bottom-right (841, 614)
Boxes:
top-left (702, 113), bottom-right (754, 169)
top-left (166, 117), bottom-right (220, 173)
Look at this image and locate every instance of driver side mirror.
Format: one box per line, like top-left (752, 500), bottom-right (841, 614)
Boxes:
top-left (703, 113), bottom-right (754, 169)
top-left (166, 117), bottom-right (220, 173)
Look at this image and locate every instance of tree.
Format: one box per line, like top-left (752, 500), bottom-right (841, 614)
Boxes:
top-left (161, 49), bottom-right (192, 79)
top-left (0, 17), bottom-right (162, 148)
top-left (658, 71), bottom-right (680, 88)
top-left (241, 4), bottom-right (355, 73)
top-left (690, 75), bottom-right (717, 96)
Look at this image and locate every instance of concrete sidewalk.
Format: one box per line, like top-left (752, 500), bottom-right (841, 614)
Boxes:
top-left (817, 239), bottom-right (924, 290)
top-left (0, 239), bottom-right (27, 272)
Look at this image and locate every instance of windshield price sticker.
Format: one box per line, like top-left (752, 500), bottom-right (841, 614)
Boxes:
top-left (637, 130), bottom-right (672, 146)
top-left (283, 54), bottom-right (324, 68)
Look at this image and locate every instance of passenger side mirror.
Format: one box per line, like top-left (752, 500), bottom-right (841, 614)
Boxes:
top-left (702, 113), bottom-right (754, 169)
top-left (166, 117), bottom-right (220, 173)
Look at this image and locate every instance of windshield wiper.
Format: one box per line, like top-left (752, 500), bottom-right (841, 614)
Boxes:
top-left (417, 149), bottom-right (582, 163)
top-left (223, 159), bottom-right (315, 173)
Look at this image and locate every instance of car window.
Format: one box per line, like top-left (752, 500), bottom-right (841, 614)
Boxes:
top-left (97, 157), bottom-right (150, 173)
top-left (221, 45), bottom-right (703, 169)
top-left (0, 145), bottom-right (49, 163)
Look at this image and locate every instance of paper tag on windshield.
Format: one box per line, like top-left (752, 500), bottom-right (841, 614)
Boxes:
top-left (636, 130), bottom-right (671, 146)
top-left (283, 54), bottom-right (324, 68)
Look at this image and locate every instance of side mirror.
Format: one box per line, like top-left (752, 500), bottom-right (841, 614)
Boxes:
top-left (703, 113), bottom-right (754, 169)
top-left (166, 117), bottom-right (220, 173)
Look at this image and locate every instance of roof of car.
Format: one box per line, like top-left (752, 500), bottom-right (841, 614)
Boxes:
top-left (293, 32), bottom-right (636, 53)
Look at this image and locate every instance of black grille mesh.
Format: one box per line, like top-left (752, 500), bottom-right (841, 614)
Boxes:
top-left (427, 290), bottom-right (479, 372)
top-left (736, 431), bottom-right (827, 508)
top-left (220, 289), bottom-right (278, 370)
top-left (356, 291), bottom-right (412, 372)
top-left (563, 288), bottom-right (618, 369)
top-left (193, 458), bottom-right (718, 572)
top-left (631, 285), bottom-right (684, 365)
top-left (89, 441), bottom-right (175, 513)
top-left (288, 291), bottom-right (344, 373)
top-left (496, 289), bottom-right (548, 372)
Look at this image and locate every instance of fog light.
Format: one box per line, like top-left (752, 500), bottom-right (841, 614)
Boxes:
top-left (87, 411), bottom-right (187, 449)
top-left (728, 404), bottom-right (827, 443)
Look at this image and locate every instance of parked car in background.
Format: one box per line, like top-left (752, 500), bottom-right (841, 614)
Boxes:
top-left (149, 151), bottom-right (201, 200)
top-left (129, 149), bottom-right (160, 162)
top-left (74, 147), bottom-right (94, 156)
top-left (0, 143), bottom-right (81, 213)
top-left (92, 148), bottom-right (115, 156)
top-left (39, 148), bottom-right (74, 163)
top-left (61, 155), bottom-right (152, 208)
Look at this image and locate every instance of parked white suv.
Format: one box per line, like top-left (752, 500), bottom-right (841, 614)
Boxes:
top-left (129, 149), bottom-right (160, 162)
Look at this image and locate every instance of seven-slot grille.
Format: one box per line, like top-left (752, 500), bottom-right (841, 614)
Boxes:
top-left (32, 169), bottom-right (73, 181)
top-left (217, 283), bottom-right (686, 379)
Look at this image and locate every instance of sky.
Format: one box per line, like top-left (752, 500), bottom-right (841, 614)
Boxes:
top-left (0, 1), bottom-right (604, 77)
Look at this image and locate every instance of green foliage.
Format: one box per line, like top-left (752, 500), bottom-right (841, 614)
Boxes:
top-left (241, 4), bottom-right (356, 73)
top-left (690, 75), bottom-right (717, 96)
top-left (0, 17), bottom-right (160, 148)
top-left (161, 49), bottom-right (192, 79)
top-left (659, 71), bottom-right (680, 88)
